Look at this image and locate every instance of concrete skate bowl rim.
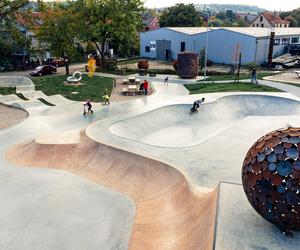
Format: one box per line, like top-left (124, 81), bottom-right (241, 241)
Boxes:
top-left (0, 103), bottom-right (29, 129)
top-left (6, 130), bottom-right (218, 250)
top-left (108, 94), bottom-right (300, 149)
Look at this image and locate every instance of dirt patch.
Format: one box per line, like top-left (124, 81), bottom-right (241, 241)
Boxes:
top-left (63, 81), bottom-right (84, 86)
top-left (0, 103), bottom-right (28, 129)
top-left (110, 79), bottom-right (153, 102)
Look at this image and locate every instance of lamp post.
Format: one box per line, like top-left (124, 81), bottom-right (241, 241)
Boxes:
top-left (204, 8), bottom-right (210, 80)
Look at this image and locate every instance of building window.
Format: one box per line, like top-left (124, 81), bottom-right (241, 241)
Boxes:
top-left (281, 38), bottom-right (290, 45)
top-left (256, 24), bottom-right (259, 27)
top-left (260, 16), bottom-right (263, 22)
top-left (261, 24), bottom-right (264, 27)
top-left (274, 39), bottom-right (280, 46)
top-left (291, 37), bottom-right (299, 44)
top-left (145, 46), bottom-right (150, 52)
top-left (180, 42), bottom-right (186, 52)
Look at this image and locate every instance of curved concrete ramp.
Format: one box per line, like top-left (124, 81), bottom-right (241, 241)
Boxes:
top-left (6, 131), bottom-right (218, 250)
top-left (0, 103), bottom-right (28, 129)
top-left (110, 95), bottom-right (300, 148)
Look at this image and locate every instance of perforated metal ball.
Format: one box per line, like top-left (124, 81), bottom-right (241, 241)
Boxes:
top-left (242, 127), bottom-right (300, 230)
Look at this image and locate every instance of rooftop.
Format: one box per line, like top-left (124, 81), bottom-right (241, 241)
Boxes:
top-left (162, 27), bottom-right (300, 38)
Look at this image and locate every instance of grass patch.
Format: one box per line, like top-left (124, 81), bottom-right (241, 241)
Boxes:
top-left (0, 86), bottom-right (16, 95)
top-left (31, 74), bottom-right (113, 102)
top-left (198, 72), bottom-right (273, 82)
top-left (184, 82), bottom-right (282, 94)
top-left (117, 58), bottom-right (139, 65)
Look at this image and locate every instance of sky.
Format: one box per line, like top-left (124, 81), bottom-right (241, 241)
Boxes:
top-left (145, 0), bottom-right (300, 11)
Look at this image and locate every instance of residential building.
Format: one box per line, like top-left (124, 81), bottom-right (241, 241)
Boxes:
top-left (250, 12), bottom-right (290, 28)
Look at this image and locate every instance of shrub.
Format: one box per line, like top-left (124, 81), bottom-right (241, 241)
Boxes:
top-left (137, 60), bottom-right (149, 69)
top-left (244, 61), bottom-right (261, 70)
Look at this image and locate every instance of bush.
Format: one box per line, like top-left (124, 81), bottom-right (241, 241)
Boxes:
top-left (244, 62), bottom-right (261, 70)
top-left (137, 60), bottom-right (149, 69)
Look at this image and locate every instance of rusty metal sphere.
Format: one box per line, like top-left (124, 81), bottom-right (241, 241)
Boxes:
top-left (242, 127), bottom-right (300, 231)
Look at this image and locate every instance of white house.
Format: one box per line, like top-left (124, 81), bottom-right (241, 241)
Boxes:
top-left (140, 27), bottom-right (300, 65)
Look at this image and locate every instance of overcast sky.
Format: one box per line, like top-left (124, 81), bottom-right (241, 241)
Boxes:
top-left (145, 0), bottom-right (299, 11)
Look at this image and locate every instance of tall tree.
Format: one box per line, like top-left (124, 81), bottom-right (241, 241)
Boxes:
top-left (159, 4), bottom-right (201, 27)
top-left (74, 0), bottom-right (144, 61)
top-left (0, 0), bottom-right (28, 20)
top-left (37, 7), bottom-right (84, 60)
top-left (280, 8), bottom-right (300, 27)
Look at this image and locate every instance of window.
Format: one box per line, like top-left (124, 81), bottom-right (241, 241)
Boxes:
top-left (261, 24), bottom-right (264, 27)
top-left (180, 42), bottom-right (186, 52)
top-left (145, 46), bottom-right (150, 52)
top-left (274, 39), bottom-right (280, 46)
top-left (291, 37), bottom-right (299, 44)
top-left (281, 38), bottom-right (290, 45)
top-left (256, 24), bottom-right (259, 27)
top-left (260, 16), bottom-right (263, 22)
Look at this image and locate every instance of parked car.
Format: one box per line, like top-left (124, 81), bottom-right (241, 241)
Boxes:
top-left (29, 65), bottom-right (57, 76)
top-left (43, 57), bottom-right (65, 67)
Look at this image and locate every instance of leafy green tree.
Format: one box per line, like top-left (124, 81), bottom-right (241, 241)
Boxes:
top-left (284, 16), bottom-right (298, 27)
top-left (215, 11), bottom-right (226, 21)
top-left (0, 0), bottom-right (28, 20)
top-left (73, 0), bottom-right (144, 61)
top-left (159, 4), bottom-right (202, 27)
top-left (280, 8), bottom-right (300, 27)
top-left (37, 7), bottom-right (84, 60)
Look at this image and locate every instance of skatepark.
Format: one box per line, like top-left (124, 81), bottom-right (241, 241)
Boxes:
top-left (1, 75), bottom-right (300, 249)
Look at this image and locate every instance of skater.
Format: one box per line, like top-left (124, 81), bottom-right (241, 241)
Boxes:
top-left (164, 76), bottom-right (169, 85)
top-left (138, 82), bottom-right (144, 93)
top-left (102, 92), bottom-right (110, 105)
top-left (251, 68), bottom-right (258, 84)
top-left (191, 98), bottom-right (205, 112)
top-left (143, 79), bottom-right (149, 95)
top-left (83, 100), bottom-right (93, 115)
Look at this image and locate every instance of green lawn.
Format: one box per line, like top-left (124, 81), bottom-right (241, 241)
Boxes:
top-left (30, 74), bottom-right (113, 102)
top-left (198, 73), bottom-right (273, 82)
top-left (0, 86), bottom-right (16, 95)
top-left (184, 82), bottom-right (282, 95)
top-left (0, 87), bottom-right (28, 100)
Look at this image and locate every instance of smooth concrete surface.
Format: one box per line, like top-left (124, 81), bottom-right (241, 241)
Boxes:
top-left (7, 131), bottom-right (218, 250)
top-left (215, 182), bottom-right (300, 250)
top-left (109, 95), bottom-right (300, 148)
top-left (2, 76), bottom-right (300, 249)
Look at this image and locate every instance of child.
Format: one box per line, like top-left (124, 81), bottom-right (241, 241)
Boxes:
top-left (83, 100), bottom-right (93, 115)
top-left (102, 92), bottom-right (110, 105)
top-left (192, 98), bottom-right (205, 110)
top-left (164, 76), bottom-right (169, 85)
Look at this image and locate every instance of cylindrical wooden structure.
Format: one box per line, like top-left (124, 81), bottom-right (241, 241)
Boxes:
top-left (177, 52), bottom-right (199, 79)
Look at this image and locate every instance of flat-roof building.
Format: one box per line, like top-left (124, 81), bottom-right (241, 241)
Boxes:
top-left (140, 27), bottom-right (300, 65)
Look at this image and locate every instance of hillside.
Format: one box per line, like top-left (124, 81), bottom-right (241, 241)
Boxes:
top-left (194, 4), bottom-right (265, 14)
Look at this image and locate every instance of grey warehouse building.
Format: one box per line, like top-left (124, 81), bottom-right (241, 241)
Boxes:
top-left (140, 27), bottom-right (300, 65)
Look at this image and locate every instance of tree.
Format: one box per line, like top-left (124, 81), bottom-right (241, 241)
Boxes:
top-left (215, 11), bottom-right (226, 21)
top-left (0, 0), bottom-right (28, 20)
top-left (74, 0), bottom-right (144, 62)
top-left (284, 16), bottom-right (298, 27)
top-left (37, 7), bottom-right (84, 61)
top-left (280, 8), bottom-right (300, 27)
top-left (159, 4), bottom-right (201, 27)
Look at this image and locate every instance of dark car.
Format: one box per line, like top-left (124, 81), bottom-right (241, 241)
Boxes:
top-left (43, 58), bottom-right (65, 67)
top-left (29, 65), bottom-right (57, 76)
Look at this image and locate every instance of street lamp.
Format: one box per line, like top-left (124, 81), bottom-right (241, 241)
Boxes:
top-left (204, 8), bottom-right (210, 80)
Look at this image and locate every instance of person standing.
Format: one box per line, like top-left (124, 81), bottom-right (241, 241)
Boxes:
top-left (143, 80), bottom-right (149, 95)
top-left (251, 68), bottom-right (258, 84)
top-left (164, 76), bottom-right (169, 85)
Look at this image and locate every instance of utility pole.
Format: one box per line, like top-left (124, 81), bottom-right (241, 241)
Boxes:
top-left (204, 8), bottom-right (210, 80)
